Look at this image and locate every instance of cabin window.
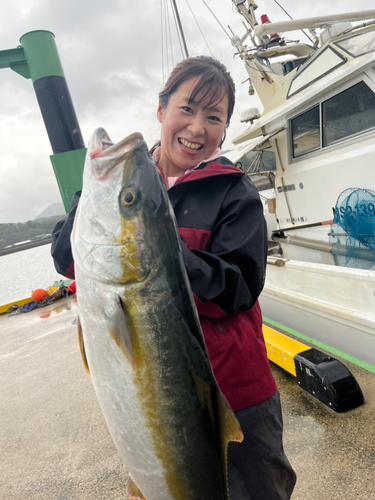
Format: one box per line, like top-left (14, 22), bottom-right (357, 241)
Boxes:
top-left (291, 80), bottom-right (375, 159)
top-left (291, 106), bottom-right (320, 158)
top-left (323, 81), bottom-right (375, 146)
top-left (335, 29), bottom-right (375, 58)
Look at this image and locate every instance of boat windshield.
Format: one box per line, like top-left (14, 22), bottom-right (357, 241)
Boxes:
top-left (239, 149), bottom-right (276, 174)
top-left (288, 47), bottom-right (346, 98)
top-left (335, 29), bottom-right (375, 58)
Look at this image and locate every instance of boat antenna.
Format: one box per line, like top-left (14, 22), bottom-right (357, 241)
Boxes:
top-left (272, 0), bottom-right (315, 44)
top-left (171, 0), bottom-right (189, 58)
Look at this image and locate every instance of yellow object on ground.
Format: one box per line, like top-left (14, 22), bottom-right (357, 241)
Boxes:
top-left (47, 286), bottom-right (58, 295)
top-left (0, 297), bottom-right (31, 315)
top-left (262, 325), bottom-right (310, 376)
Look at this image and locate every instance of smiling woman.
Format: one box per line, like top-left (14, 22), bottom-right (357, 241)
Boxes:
top-left (150, 55), bottom-right (296, 500)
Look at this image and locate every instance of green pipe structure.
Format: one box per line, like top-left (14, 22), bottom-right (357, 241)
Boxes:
top-left (0, 30), bottom-right (86, 212)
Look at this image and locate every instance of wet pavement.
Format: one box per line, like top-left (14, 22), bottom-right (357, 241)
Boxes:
top-left (274, 358), bottom-right (375, 500)
top-left (0, 295), bottom-right (374, 499)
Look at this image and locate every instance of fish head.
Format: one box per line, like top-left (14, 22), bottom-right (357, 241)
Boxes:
top-left (72, 128), bottom-right (177, 287)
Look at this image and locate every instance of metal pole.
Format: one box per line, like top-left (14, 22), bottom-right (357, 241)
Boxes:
top-left (19, 30), bottom-right (86, 211)
top-left (20, 31), bottom-right (85, 155)
top-left (171, 0), bottom-right (189, 59)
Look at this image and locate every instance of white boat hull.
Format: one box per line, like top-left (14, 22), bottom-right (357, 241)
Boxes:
top-left (260, 259), bottom-right (375, 366)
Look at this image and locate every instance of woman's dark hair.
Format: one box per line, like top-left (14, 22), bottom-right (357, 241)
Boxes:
top-left (159, 55), bottom-right (235, 128)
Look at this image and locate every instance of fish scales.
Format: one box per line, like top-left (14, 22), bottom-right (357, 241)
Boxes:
top-left (72, 128), bottom-right (243, 500)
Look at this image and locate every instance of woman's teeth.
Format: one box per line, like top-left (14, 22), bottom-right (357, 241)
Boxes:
top-left (179, 139), bottom-right (203, 151)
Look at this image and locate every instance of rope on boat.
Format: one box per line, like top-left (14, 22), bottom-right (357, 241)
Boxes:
top-left (200, 0), bottom-right (233, 41)
top-left (272, 0), bottom-right (315, 44)
top-left (185, 0), bottom-right (213, 55)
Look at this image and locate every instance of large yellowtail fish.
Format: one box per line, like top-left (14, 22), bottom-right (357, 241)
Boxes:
top-left (71, 128), bottom-right (243, 500)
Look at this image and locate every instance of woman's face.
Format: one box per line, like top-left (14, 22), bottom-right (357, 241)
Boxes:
top-left (156, 77), bottom-right (228, 177)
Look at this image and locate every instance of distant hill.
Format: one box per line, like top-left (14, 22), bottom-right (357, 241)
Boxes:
top-left (34, 203), bottom-right (66, 220)
top-left (0, 215), bottom-right (64, 248)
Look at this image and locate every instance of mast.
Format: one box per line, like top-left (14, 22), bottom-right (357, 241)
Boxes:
top-left (171, 0), bottom-right (189, 58)
top-left (232, 0), bottom-right (260, 44)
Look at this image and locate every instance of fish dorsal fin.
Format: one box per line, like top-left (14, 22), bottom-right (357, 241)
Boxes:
top-left (106, 298), bottom-right (135, 370)
top-left (127, 476), bottom-right (146, 499)
top-left (77, 316), bottom-right (90, 375)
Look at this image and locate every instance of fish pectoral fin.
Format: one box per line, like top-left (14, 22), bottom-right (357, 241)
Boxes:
top-left (218, 390), bottom-right (243, 444)
top-left (106, 298), bottom-right (135, 370)
top-left (127, 477), bottom-right (146, 499)
top-left (77, 315), bottom-right (90, 375)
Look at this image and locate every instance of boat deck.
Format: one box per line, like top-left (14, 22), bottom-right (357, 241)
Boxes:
top-left (0, 295), bottom-right (374, 500)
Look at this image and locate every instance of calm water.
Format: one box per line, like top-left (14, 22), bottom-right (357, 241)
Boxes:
top-left (0, 244), bottom-right (66, 305)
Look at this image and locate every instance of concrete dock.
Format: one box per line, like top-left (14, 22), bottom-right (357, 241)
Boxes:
top-left (0, 295), bottom-right (374, 499)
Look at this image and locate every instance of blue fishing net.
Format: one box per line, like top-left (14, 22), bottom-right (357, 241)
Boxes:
top-left (329, 188), bottom-right (375, 269)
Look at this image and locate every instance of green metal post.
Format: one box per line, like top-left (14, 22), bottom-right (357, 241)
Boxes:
top-left (0, 31), bottom-right (86, 212)
top-left (19, 30), bottom-right (65, 81)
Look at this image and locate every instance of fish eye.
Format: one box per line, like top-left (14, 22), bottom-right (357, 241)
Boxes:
top-left (122, 189), bottom-right (136, 206)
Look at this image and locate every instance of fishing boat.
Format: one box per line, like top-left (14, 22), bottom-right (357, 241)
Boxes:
top-left (224, 1), bottom-right (375, 367)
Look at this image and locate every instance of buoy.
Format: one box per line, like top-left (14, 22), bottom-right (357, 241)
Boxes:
top-left (47, 286), bottom-right (58, 295)
top-left (31, 289), bottom-right (47, 301)
top-left (67, 281), bottom-right (76, 294)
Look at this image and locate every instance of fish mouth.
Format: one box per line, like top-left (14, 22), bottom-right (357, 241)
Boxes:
top-left (90, 130), bottom-right (144, 159)
top-left (88, 129), bottom-right (144, 181)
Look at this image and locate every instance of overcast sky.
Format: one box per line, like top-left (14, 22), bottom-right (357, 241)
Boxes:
top-left (0, 0), bottom-right (370, 222)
